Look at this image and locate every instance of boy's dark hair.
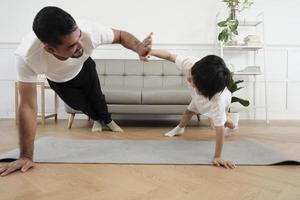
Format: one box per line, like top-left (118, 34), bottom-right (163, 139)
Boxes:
top-left (191, 55), bottom-right (230, 100)
top-left (32, 6), bottom-right (77, 45)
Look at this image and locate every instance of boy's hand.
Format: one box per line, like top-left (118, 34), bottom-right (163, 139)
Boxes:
top-left (213, 157), bottom-right (235, 169)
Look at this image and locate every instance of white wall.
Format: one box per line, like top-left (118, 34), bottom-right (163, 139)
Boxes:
top-left (1, 0), bottom-right (300, 44)
top-left (0, 0), bottom-right (300, 120)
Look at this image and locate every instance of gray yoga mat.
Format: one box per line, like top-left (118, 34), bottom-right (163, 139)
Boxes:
top-left (0, 137), bottom-right (299, 165)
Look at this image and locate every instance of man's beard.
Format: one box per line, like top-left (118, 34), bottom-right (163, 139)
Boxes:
top-left (71, 48), bottom-right (83, 58)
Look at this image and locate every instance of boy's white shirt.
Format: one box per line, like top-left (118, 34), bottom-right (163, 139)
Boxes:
top-left (175, 55), bottom-right (231, 127)
top-left (15, 20), bottom-right (114, 83)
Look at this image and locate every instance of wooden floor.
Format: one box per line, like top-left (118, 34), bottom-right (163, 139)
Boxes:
top-left (0, 119), bottom-right (300, 200)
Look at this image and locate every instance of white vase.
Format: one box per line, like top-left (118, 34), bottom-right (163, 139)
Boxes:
top-left (229, 8), bottom-right (238, 20)
top-left (227, 7), bottom-right (238, 45)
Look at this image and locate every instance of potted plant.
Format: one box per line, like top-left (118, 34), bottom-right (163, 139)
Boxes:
top-left (217, 0), bottom-right (254, 44)
top-left (227, 73), bottom-right (250, 125)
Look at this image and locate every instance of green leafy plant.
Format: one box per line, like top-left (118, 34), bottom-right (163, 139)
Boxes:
top-left (223, 0), bottom-right (253, 11)
top-left (218, 19), bottom-right (239, 43)
top-left (218, 0), bottom-right (254, 43)
top-left (227, 73), bottom-right (250, 112)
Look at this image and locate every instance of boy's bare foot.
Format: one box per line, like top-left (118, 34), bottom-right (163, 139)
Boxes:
top-left (224, 127), bottom-right (238, 136)
top-left (224, 119), bottom-right (236, 129)
top-left (164, 126), bottom-right (185, 137)
top-left (224, 119), bottom-right (238, 136)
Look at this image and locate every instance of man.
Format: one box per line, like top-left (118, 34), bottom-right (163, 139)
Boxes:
top-left (0, 6), bottom-right (152, 176)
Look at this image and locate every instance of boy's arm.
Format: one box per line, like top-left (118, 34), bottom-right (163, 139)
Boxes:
top-left (213, 126), bottom-right (235, 169)
top-left (150, 49), bottom-right (177, 63)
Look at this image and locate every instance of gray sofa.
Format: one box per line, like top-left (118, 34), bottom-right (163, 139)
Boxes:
top-left (65, 59), bottom-right (197, 128)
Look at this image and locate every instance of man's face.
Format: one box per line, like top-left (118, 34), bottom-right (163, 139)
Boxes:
top-left (47, 26), bottom-right (84, 60)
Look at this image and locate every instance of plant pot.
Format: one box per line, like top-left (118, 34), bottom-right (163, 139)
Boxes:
top-left (227, 112), bottom-right (239, 127)
top-left (226, 33), bottom-right (238, 45)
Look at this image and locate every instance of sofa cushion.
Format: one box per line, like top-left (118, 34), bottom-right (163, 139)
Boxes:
top-left (142, 87), bottom-right (191, 105)
top-left (102, 87), bottom-right (141, 104)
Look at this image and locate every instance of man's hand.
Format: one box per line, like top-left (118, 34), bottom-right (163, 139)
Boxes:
top-left (112, 29), bottom-right (153, 62)
top-left (212, 157), bottom-right (235, 169)
top-left (0, 157), bottom-right (34, 176)
top-left (137, 32), bottom-right (153, 61)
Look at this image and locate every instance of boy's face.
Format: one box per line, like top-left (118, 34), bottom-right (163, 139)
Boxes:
top-left (44, 26), bottom-right (84, 60)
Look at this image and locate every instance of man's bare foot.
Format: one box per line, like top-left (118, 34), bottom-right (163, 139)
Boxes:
top-left (92, 121), bottom-right (102, 132)
top-left (106, 120), bottom-right (123, 132)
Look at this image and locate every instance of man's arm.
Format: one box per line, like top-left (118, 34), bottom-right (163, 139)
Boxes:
top-left (212, 126), bottom-right (235, 169)
top-left (18, 82), bottom-right (37, 159)
top-left (150, 49), bottom-right (177, 63)
top-left (112, 29), bottom-right (152, 61)
top-left (0, 82), bottom-right (37, 176)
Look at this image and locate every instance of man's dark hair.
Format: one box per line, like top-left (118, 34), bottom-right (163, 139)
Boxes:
top-left (191, 55), bottom-right (230, 100)
top-left (32, 6), bottom-right (77, 45)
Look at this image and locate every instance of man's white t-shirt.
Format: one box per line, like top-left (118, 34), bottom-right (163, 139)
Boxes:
top-left (15, 20), bottom-right (114, 83)
top-left (175, 55), bottom-right (231, 127)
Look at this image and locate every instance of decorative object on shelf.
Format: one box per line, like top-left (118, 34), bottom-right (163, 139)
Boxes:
top-left (227, 72), bottom-right (250, 125)
top-left (217, 0), bottom-right (254, 45)
top-left (243, 35), bottom-right (263, 46)
top-left (228, 64), bottom-right (261, 75)
top-left (236, 66), bottom-right (262, 75)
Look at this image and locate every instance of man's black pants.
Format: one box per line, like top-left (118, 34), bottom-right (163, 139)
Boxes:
top-left (47, 57), bottom-right (112, 124)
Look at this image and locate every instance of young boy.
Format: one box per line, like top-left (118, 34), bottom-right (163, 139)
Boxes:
top-left (150, 49), bottom-right (236, 169)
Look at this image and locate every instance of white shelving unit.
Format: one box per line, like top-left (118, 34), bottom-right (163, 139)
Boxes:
top-left (216, 12), bottom-right (269, 123)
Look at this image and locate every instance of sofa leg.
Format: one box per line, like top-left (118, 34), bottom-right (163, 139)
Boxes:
top-left (68, 113), bottom-right (75, 129)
